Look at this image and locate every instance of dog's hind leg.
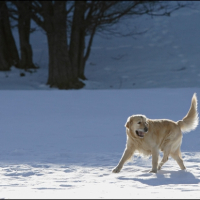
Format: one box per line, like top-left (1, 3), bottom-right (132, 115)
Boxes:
top-left (170, 147), bottom-right (186, 170)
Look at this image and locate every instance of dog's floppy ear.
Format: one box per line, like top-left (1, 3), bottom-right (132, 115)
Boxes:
top-left (125, 121), bottom-right (130, 129)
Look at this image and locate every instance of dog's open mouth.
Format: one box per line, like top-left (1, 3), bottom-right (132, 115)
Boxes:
top-left (136, 130), bottom-right (145, 138)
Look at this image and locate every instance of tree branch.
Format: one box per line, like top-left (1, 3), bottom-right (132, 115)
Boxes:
top-left (84, 25), bottom-right (96, 62)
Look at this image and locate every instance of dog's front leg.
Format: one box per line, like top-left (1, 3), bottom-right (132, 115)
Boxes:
top-left (112, 147), bottom-right (134, 173)
top-left (149, 147), bottom-right (159, 173)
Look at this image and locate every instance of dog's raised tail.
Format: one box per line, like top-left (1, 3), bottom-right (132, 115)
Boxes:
top-left (177, 93), bottom-right (199, 133)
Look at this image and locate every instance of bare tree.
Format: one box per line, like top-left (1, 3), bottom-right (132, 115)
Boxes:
top-left (31, 1), bottom-right (84, 89)
top-left (30, 1), bottom-right (188, 89)
top-left (71, 1), bottom-right (188, 81)
top-left (10, 1), bottom-right (37, 70)
top-left (0, 1), bottom-right (19, 70)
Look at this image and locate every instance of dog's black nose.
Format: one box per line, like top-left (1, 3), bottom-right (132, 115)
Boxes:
top-left (144, 127), bottom-right (148, 132)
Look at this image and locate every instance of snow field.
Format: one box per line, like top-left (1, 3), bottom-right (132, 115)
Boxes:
top-left (0, 89), bottom-right (199, 198)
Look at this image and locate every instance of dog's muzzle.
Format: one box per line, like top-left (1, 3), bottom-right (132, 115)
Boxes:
top-left (136, 127), bottom-right (148, 138)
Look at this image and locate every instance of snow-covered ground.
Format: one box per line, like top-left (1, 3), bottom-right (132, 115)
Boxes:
top-left (0, 1), bottom-right (200, 199)
top-left (0, 89), bottom-right (200, 199)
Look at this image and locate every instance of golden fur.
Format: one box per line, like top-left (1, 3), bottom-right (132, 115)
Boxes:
top-left (112, 93), bottom-right (199, 173)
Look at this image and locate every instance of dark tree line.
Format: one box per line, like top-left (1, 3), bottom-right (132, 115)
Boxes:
top-left (0, 1), bottom-right (188, 89)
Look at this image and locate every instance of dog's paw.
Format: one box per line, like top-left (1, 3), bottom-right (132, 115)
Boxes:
top-left (149, 169), bottom-right (157, 173)
top-left (112, 167), bottom-right (121, 173)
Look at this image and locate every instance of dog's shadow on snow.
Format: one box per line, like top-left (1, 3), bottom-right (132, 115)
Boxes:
top-left (118, 170), bottom-right (200, 186)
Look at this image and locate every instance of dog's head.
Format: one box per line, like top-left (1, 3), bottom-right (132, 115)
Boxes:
top-left (125, 115), bottom-right (149, 138)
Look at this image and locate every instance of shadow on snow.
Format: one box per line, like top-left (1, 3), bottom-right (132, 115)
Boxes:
top-left (118, 169), bottom-right (200, 186)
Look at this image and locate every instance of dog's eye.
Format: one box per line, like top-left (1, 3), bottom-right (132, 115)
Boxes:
top-left (138, 122), bottom-right (141, 124)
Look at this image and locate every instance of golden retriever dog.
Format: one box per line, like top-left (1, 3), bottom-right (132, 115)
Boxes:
top-left (112, 93), bottom-right (199, 173)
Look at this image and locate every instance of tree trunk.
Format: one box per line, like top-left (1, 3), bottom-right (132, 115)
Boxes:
top-left (47, 32), bottom-right (76, 89)
top-left (0, 26), bottom-right (10, 70)
top-left (77, 29), bottom-right (86, 80)
top-left (46, 1), bottom-right (84, 89)
top-left (0, 1), bottom-right (19, 70)
top-left (79, 25), bottom-right (96, 80)
top-left (16, 1), bottom-right (36, 70)
top-left (69, 1), bottom-right (86, 80)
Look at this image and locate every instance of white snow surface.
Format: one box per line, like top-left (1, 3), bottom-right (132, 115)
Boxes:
top-left (1, 2), bottom-right (200, 199)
